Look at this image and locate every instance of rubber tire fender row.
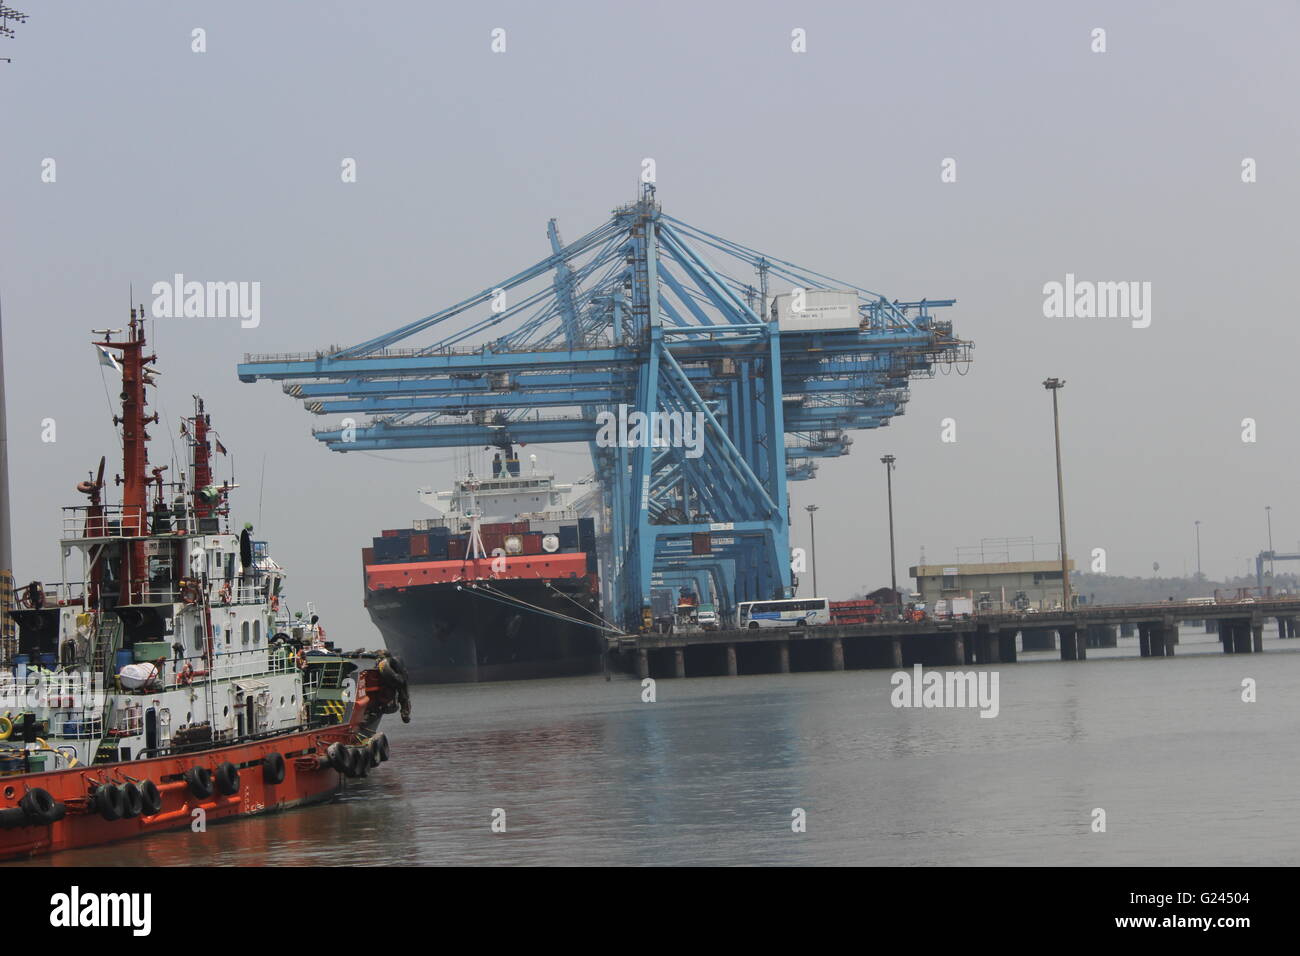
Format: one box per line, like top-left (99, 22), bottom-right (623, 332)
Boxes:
top-left (139, 779), bottom-right (163, 816)
top-left (120, 781), bottom-right (144, 819)
top-left (373, 733), bottom-right (390, 763)
top-left (326, 742), bottom-right (350, 774)
top-left (365, 737), bottom-right (382, 768)
top-left (262, 751), bottom-right (286, 785)
top-left (214, 761), bottom-right (241, 797)
top-left (18, 787), bottom-right (65, 826)
top-left (94, 783), bottom-right (125, 822)
top-left (183, 765), bottom-right (214, 799)
top-left (346, 745), bottom-right (367, 778)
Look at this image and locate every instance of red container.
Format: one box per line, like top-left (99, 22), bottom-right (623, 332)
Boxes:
top-left (447, 538), bottom-right (466, 560)
top-left (361, 546), bottom-right (375, 565)
top-left (481, 523), bottom-right (509, 535)
top-left (523, 532), bottom-right (543, 555)
top-left (509, 521), bottom-right (530, 535)
top-left (380, 529), bottom-right (399, 538)
top-left (409, 534), bottom-right (430, 557)
top-left (692, 532), bottom-right (712, 555)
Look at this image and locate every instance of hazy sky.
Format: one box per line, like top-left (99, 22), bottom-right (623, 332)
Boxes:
top-left (3, 1), bottom-right (1298, 646)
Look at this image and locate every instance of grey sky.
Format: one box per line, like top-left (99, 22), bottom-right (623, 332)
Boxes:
top-left (3, 1), bottom-right (1297, 645)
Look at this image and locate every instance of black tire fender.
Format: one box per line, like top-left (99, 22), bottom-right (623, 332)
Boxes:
top-left (378, 656), bottom-right (408, 690)
top-left (19, 787), bottom-right (64, 825)
top-left (95, 783), bottom-right (125, 822)
top-left (262, 752), bottom-right (286, 785)
top-left (184, 765), bottom-right (214, 799)
top-left (326, 742), bottom-right (350, 774)
top-left (139, 779), bottom-right (163, 816)
top-left (120, 781), bottom-right (144, 819)
top-left (215, 761), bottom-right (241, 796)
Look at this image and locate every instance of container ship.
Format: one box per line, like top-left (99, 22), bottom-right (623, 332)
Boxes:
top-left (0, 312), bottom-right (409, 861)
top-left (363, 448), bottom-right (605, 682)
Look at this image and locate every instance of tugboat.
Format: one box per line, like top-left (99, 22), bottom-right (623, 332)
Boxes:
top-left (0, 311), bottom-right (410, 861)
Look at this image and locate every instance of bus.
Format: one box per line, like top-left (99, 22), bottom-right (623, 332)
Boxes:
top-left (737, 597), bottom-right (831, 629)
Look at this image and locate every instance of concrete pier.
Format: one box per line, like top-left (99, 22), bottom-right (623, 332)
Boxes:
top-left (611, 598), bottom-right (1300, 679)
top-left (1021, 627), bottom-right (1056, 651)
top-left (1086, 623), bottom-right (1117, 648)
top-left (1059, 626), bottom-right (1086, 661)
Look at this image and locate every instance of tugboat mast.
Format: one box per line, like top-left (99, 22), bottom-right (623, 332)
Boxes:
top-left (93, 309), bottom-right (157, 607)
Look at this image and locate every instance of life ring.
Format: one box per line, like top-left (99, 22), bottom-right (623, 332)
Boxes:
top-left (0, 715), bottom-right (12, 741)
top-left (270, 595), bottom-right (280, 612)
top-left (181, 582), bottom-right (201, 605)
top-left (214, 761), bottom-right (240, 796)
top-left (178, 662), bottom-right (195, 686)
top-left (183, 765), bottom-right (213, 799)
top-left (262, 752), bottom-right (286, 785)
top-left (295, 648), bottom-right (307, 670)
top-left (19, 787), bottom-right (64, 826)
top-left (219, 582), bottom-right (232, 604)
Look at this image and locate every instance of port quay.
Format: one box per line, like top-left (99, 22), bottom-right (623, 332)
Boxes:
top-left (616, 600), bottom-right (1300, 678)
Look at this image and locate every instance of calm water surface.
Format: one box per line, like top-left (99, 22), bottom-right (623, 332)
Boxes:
top-left (14, 626), bottom-right (1300, 866)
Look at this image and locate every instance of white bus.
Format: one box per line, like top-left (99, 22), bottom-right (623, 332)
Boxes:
top-left (738, 597), bottom-right (831, 629)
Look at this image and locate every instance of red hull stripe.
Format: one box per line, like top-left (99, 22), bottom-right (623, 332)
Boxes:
top-left (365, 553), bottom-right (588, 590)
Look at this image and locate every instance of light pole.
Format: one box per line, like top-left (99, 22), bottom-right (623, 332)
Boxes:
top-left (1043, 378), bottom-right (1071, 610)
top-left (880, 455), bottom-right (897, 600)
top-left (805, 504), bottom-right (819, 597)
top-left (1194, 520), bottom-right (1202, 581)
top-left (1266, 505), bottom-right (1274, 579)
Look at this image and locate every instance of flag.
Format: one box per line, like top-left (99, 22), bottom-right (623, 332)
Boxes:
top-left (96, 345), bottom-right (120, 371)
top-left (215, 439), bottom-right (228, 456)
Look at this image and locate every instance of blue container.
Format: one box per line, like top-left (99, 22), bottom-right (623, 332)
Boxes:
top-left (558, 525), bottom-right (579, 550)
top-left (115, 649), bottom-right (134, 671)
top-left (37, 653), bottom-right (57, 668)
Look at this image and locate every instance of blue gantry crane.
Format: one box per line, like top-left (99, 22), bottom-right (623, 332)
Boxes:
top-left (237, 188), bottom-right (971, 630)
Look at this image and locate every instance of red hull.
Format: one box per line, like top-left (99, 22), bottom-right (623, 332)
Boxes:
top-left (1, 673), bottom-right (388, 862)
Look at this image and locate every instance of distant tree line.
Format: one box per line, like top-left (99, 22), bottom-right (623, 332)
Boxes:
top-left (1072, 572), bottom-right (1298, 606)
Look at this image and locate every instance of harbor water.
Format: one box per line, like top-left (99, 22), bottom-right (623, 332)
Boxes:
top-left (11, 625), bottom-right (1300, 867)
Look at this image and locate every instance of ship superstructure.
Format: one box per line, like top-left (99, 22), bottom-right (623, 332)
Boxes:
top-left (0, 312), bottom-right (408, 860)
